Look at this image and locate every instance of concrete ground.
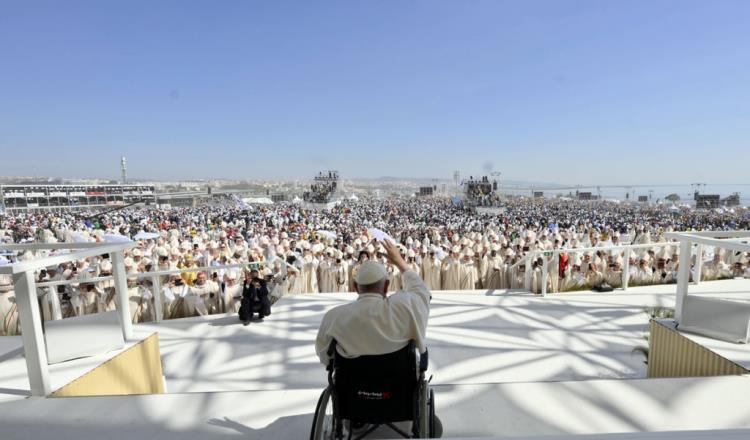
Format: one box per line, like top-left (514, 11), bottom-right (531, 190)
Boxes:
top-left (0, 278), bottom-right (749, 439)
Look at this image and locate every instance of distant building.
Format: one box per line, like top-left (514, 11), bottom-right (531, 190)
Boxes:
top-left (0, 184), bottom-right (155, 211)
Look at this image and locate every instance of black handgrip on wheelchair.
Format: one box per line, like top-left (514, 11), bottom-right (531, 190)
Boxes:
top-left (419, 350), bottom-right (429, 372)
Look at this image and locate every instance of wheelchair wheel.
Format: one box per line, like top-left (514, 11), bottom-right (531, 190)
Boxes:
top-left (418, 382), bottom-right (430, 438)
top-left (429, 388), bottom-right (436, 438)
top-left (310, 386), bottom-right (336, 440)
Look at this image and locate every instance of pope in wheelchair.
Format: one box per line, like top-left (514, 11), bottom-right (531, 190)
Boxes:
top-left (312, 239), bottom-right (441, 439)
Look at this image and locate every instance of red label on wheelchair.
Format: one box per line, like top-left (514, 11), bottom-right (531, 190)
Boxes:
top-left (357, 390), bottom-right (392, 400)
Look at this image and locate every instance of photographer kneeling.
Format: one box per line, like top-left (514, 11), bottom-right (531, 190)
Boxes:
top-left (240, 268), bottom-right (271, 325)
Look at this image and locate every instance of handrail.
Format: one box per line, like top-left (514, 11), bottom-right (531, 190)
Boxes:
top-left (665, 233), bottom-right (750, 253)
top-left (522, 240), bottom-right (707, 295)
top-left (33, 260), bottom-right (287, 288)
top-left (662, 231), bottom-right (750, 329)
top-left (0, 242), bottom-right (126, 250)
top-left (670, 231), bottom-right (750, 238)
top-left (0, 241), bottom-right (136, 396)
top-left (0, 242), bottom-right (137, 275)
top-left (509, 255), bottom-right (528, 270)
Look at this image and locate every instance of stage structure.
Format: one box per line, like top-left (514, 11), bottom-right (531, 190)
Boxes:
top-left (302, 170), bottom-right (341, 210)
top-left (0, 184), bottom-right (156, 212)
top-left (460, 175), bottom-right (505, 214)
top-left (695, 193), bottom-right (721, 209)
top-left (417, 186), bottom-right (435, 197)
top-left (723, 193), bottom-right (740, 207)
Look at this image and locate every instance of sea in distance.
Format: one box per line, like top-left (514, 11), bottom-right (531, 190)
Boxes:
top-left (498, 183), bottom-right (750, 206)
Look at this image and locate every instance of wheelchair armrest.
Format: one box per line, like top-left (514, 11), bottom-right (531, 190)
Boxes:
top-left (325, 340), bottom-right (337, 372)
top-left (327, 340), bottom-right (337, 357)
top-left (419, 350), bottom-right (429, 372)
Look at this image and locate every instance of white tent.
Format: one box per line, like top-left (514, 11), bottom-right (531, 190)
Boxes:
top-left (242, 197), bottom-right (274, 205)
top-left (134, 232), bottom-right (160, 240)
top-left (103, 234), bottom-right (132, 243)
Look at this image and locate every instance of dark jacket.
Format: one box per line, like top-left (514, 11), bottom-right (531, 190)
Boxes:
top-left (240, 278), bottom-right (271, 320)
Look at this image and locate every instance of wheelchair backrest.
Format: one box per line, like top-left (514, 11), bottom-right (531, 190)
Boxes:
top-left (330, 340), bottom-right (418, 423)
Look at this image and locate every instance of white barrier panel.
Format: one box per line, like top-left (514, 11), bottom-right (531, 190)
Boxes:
top-left (679, 297), bottom-right (750, 344)
top-left (44, 311), bottom-right (125, 364)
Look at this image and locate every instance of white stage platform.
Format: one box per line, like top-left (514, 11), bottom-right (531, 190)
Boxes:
top-left (1, 279), bottom-right (749, 438)
top-left (1, 376), bottom-right (750, 439)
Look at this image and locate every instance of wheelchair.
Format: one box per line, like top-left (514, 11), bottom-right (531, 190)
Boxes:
top-left (310, 340), bottom-right (437, 439)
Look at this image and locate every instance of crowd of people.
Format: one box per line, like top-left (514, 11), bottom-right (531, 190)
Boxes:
top-left (1, 197), bottom-right (749, 335)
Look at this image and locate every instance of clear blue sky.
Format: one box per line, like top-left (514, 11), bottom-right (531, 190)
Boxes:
top-left (1, 0), bottom-right (748, 184)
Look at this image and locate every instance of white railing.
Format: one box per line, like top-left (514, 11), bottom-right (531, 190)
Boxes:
top-left (0, 241), bottom-right (290, 396)
top-left (0, 242), bottom-right (136, 396)
top-left (512, 236), bottom-right (750, 297)
top-left (32, 261), bottom-right (288, 323)
top-left (664, 231), bottom-right (750, 326)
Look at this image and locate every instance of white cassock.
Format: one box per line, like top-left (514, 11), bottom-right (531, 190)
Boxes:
top-left (163, 284), bottom-right (190, 319)
top-left (115, 285), bottom-right (151, 323)
top-left (318, 259), bottom-right (332, 293)
top-left (477, 255), bottom-right (489, 289)
top-left (1, 288), bottom-right (20, 336)
top-left (187, 281), bottom-right (220, 316)
top-left (605, 269), bottom-right (622, 288)
top-left (560, 271), bottom-right (586, 292)
top-left (347, 259), bottom-right (358, 292)
top-left (441, 257), bottom-right (462, 290)
top-left (286, 265), bottom-right (303, 294)
top-left (634, 267), bottom-right (653, 285)
top-left (222, 283), bottom-right (243, 314)
top-left (531, 267), bottom-right (542, 293)
top-left (421, 257), bottom-right (442, 291)
top-left (387, 265), bottom-right (400, 292)
top-left (484, 256), bottom-right (504, 290)
top-left (585, 269), bottom-right (604, 288)
top-left (39, 286), bottom-right (62, 321)
top-left (459, 261), bottom-right (479, 291)
top-left (334, 263), bottom-right (349, 293)
top-left (302, 256), bottom-right (319, 293)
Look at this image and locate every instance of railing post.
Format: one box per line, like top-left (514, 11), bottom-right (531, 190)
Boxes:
top-left (622, 250), bottom-right (630, 291)
top-left (541, 255), bottom-right (548, 297)
top-left (151, 275), bottom-right (163, 323)
top-left (111, 251), bottom-right (133, 340)
top-left (693, 244), bottom-right (703, 285)
top-left (675, 240), bottom-right (691, 323)
top-left (13, 270), bottom-right (51, 396)
top-left (524, 255), bottom-right (532, 292)
top-left (50, 287), bottom-right (63, 320)
top-left (553, 251), bottom-right (560, 293)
